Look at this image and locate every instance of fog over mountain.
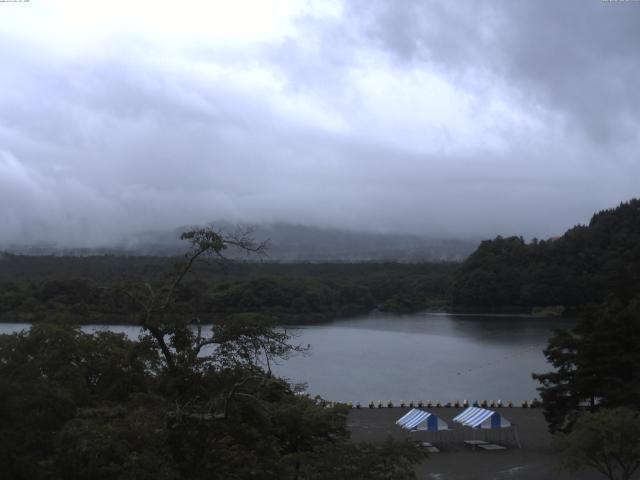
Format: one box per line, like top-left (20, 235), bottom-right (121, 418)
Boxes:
top-left (1, 1), bottom-right (639, 247)
top-left (5, 222), bottom-right (479, 262)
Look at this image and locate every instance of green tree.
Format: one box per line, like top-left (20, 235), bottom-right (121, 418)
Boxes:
top-left (52, 405), bottom-right (179, 480)
top-left (533, 297), bottom-right (640, 432)
top-left (0, 323), bottom-right (153, 480)
top-left (556, 407), bottom-right (640, 480)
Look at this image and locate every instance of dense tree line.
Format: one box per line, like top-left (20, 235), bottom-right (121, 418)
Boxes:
top-left (452, 199), bottom-right (640, 312)
top-left (0, 258), bottom-right (455, 324)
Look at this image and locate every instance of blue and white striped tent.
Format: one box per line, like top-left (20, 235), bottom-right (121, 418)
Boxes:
top-left (453, 407), bottom-right (511, 429)
top-left (396, 409), bottom-right (450, 432)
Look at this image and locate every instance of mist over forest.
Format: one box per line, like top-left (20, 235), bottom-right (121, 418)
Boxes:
top-left (3, 222), bottom-right (479, 262)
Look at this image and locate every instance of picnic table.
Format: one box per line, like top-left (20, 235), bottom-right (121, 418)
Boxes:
top-left (463, 440), bottom-right (488, 450)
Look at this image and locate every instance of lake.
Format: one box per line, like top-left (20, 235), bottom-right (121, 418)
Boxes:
top-left (0, 312), bottom-right (573, 404)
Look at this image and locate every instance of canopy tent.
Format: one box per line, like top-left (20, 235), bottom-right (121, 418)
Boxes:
top-left (396, 409), bottom-right (450, 432)
top-left (453, 407), bottom-right (511, 429)
top-left (453, 407), bottom-right (521, 448)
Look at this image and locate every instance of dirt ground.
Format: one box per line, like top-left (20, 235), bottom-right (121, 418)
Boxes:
top-left (347, 407), bottom-right (603, 480)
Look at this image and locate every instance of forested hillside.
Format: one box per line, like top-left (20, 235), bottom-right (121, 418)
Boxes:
top-left (452, 199), bottom-right (640, 312)
top-left (4, 199), bottom-right (639, 322)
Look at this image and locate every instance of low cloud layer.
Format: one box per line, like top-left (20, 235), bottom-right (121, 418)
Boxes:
top-left (1, 0), bottom-right (639, 246)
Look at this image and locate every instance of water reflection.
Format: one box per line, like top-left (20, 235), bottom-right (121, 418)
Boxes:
top-left (315, 312), bottom-right (574, 346)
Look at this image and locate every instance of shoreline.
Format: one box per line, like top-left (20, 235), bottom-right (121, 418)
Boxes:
top-left (0, 307), bottom-right (576, 326)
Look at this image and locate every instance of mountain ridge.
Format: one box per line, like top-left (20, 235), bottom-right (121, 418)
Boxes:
top-left (5, 222), bottom-right (479, 263)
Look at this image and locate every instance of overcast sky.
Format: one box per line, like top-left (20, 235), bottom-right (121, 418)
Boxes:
top-left (1, 0), bottom-right (639, 246)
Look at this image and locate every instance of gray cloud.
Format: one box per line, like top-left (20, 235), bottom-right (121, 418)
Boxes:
top-left (345, 0), bottom-right (640, 145)
top-left (0, 1), bottom-right (639, 247)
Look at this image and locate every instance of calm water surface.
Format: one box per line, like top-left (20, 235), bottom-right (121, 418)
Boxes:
top-left (0, 312), bottom-right (573, 403)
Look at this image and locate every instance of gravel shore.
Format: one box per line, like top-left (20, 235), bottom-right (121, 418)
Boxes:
top-left (347, 407), bottom-right (601, 480)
